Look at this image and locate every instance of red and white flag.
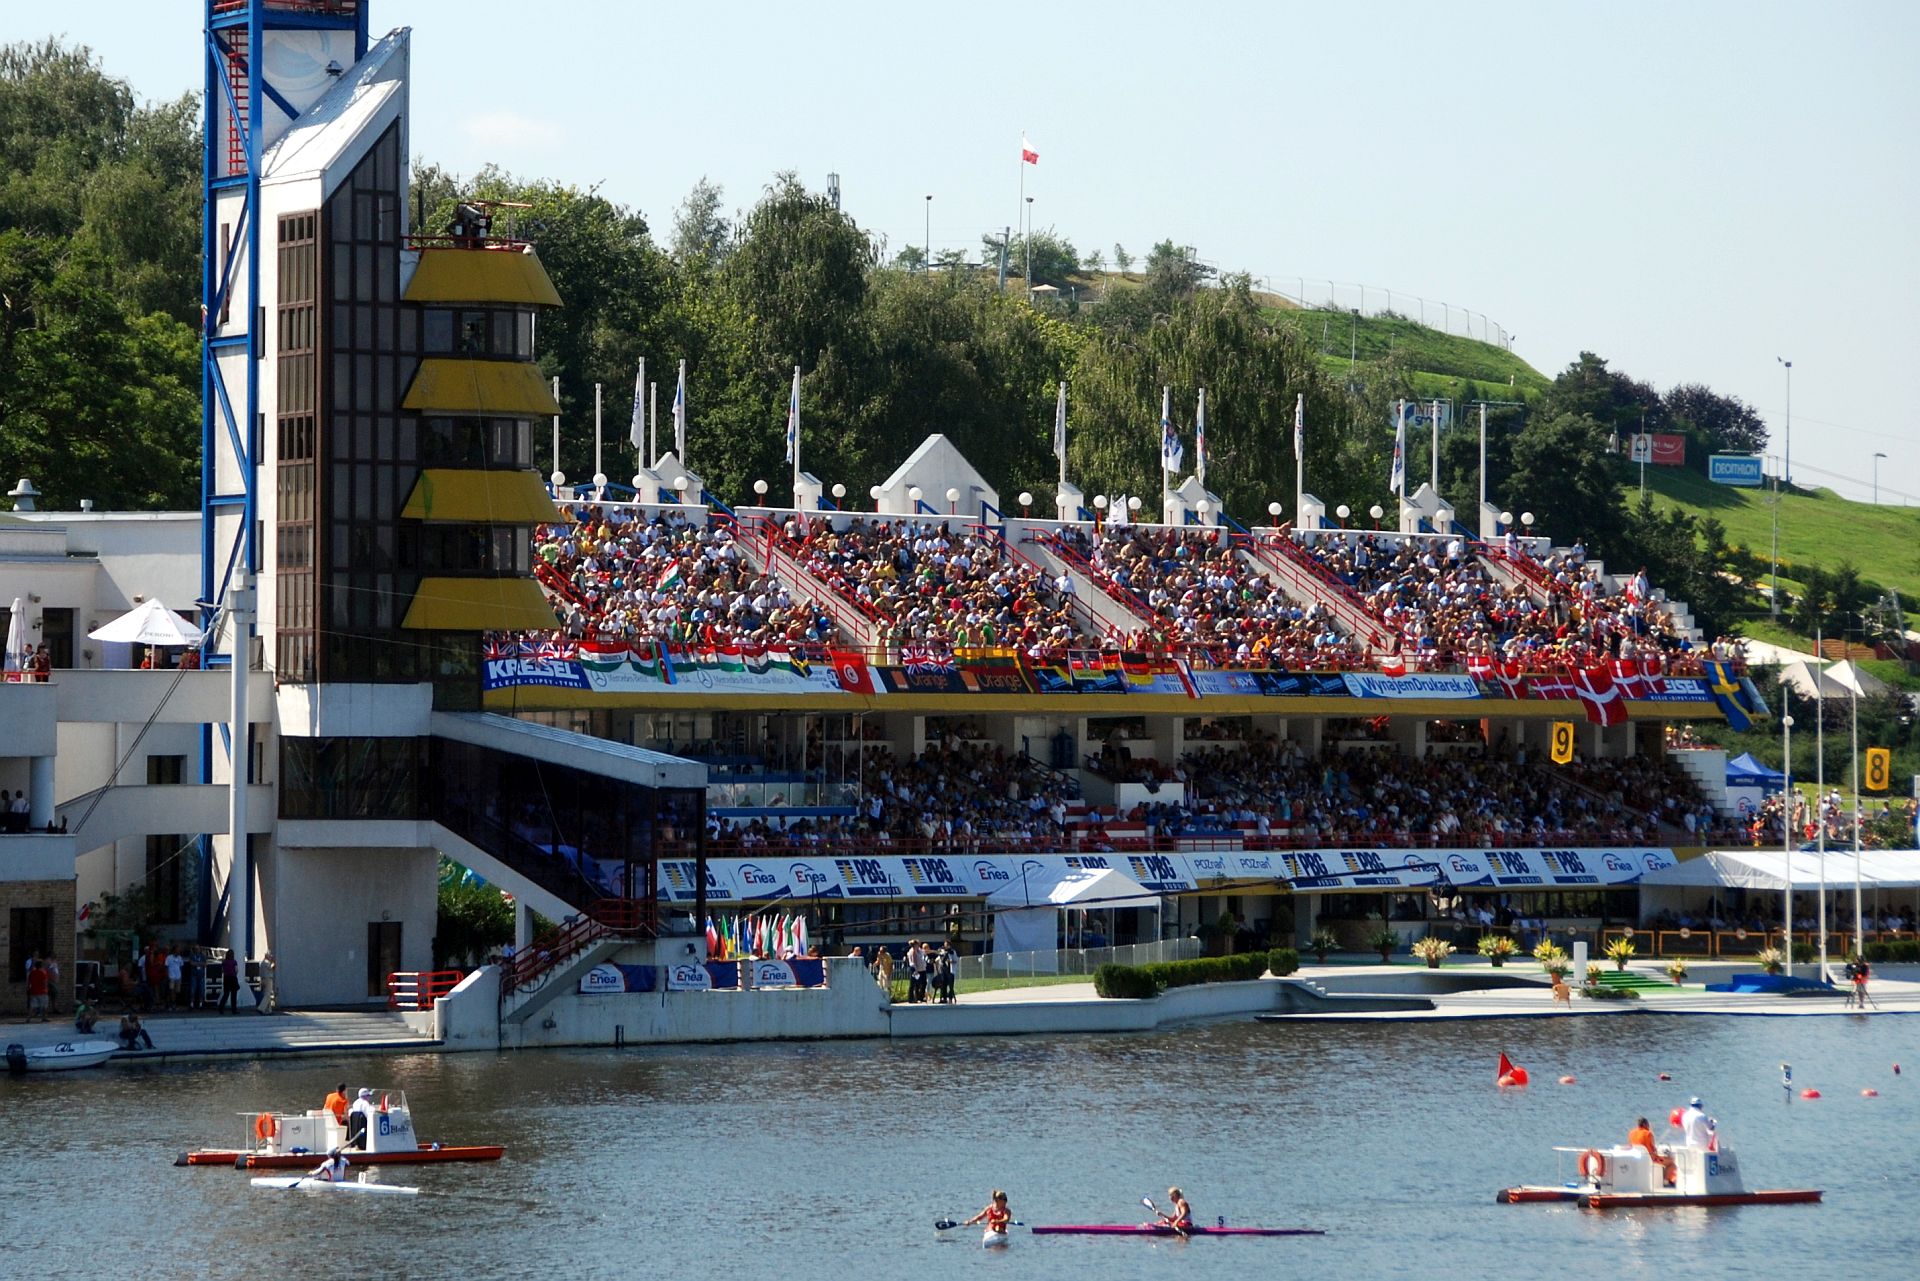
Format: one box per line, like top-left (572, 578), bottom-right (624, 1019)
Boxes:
top-left (1378, 653), bottom-right (1407, 678)
top-left (1493, 659), bottom-right (1530, 700)
top-left (1609, 657), bottom-right (1651, 700)
top-left (829, 648), bottom-right (877, 696)
top-left (1574, 665), bottom-right (1628, 727)
top-left (1020, 134), bottom-right (1038, 165)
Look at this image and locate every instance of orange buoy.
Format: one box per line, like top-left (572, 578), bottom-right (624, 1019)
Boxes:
top-left (1558, 1075), bottom-right (1577, 1085)
top-left (1800, 1088), bottom-right (1821, 1099)
top-left (1862, 1088), bottom-right (1879, 1097)
top-left (1669, 1108), bottom-right (1684, 1128)
top-left (254, 1112), bottom-right (277, 1141)
top-left (1508, 1066), bottom-right (1529, 1086)
top-left (1657, 1072), bottom-right (1672, 1081)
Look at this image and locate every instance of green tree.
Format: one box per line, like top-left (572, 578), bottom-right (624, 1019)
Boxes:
top-left (1112, 243), bottom-right (1133, 273)
top-left (1505, 412), bottom-right (1622, 555)
top-left (891, 244), bottom-right (927, 271)
top-left (1665, 382), bottom-right (1768, 470)
top-left (670, 176), bottom-right (732, 267)
top-left (435, 859), bottom-right (514, 968)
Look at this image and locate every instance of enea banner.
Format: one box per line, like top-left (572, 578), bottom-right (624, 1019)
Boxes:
top-left (669, 848), bottom-right (1674, 902)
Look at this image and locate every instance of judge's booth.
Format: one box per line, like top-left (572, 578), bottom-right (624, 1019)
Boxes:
top-left (985, 865), bottom-right (1163, 972)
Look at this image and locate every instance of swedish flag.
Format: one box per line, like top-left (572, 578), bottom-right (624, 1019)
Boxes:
top-left (1705, 660), bottom-right (1751, 732)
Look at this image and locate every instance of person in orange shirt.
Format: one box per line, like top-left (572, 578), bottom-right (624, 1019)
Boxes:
top-left (1629, 1116), bottom-right (1675, 1186)
top-left (323, 1082), bottom-right (349, 1126)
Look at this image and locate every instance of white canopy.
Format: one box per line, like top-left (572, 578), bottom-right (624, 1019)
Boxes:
top-left (1641, 849), bottom-right (1920, 891)
top-left (1774, 658), bottom-right (1888, 701)
top-left (87, 598), bottom-right (204, 648)
top-left (985, 864), bottom-right (1161, 911)
top-left (4, 596), bottom-right (26, 674)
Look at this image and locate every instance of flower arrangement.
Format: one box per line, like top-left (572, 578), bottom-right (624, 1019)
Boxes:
top-left (1477, 935), bottom-right (1518, 966)
top-left (1585, 961), bottom-right (1606, 986)
top-left (1533, 940), bottom-right (1569, 976)
top-left (1604, 937), bottom-right (1636, 971)
top-left (1665, 959), bottom-right (1689, 984)
top-left (1756, 947), bottom-right (1786, 975)
top-left (1367, 927), bottom-right (1401, 962)
top-left (1411, 937), bottom-right (1455, 968)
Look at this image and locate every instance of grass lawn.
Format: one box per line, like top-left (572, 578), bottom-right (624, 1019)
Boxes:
top-left (1281, 308), bottom-right (1549, 395)
top-left (888, 974), bottom-right (1091, 1001)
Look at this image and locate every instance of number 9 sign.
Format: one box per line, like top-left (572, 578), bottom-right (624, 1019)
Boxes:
top-left (1549, 721), bottom-right (1576, 766)
top-left (1865, 747), bottom-right (1891, 793)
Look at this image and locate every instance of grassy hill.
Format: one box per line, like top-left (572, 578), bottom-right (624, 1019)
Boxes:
top-left (1268, 307), bottom-right (1551, 402)
top-left (1637, 465), bottom-right (1920, 610)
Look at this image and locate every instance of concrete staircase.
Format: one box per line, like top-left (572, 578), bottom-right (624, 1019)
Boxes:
top-left (500, 937), bottom-right (625, 1025)
top-left (36, 1009), bottom-right (441, 1064)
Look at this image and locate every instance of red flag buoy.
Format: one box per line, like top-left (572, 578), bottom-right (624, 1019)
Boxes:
top-left (1498, 1074), bottom-right (1516, 1088)
top-left (1657, 1072), bottom-right (1671, 1081)
top-left (1508, 1066), bottom-right (1529, 1086)
top-left (1558, 1075), bottom-right (1577, 1085)
top-left (1862, 1088), bottom-right (1879, 1097)
top-left (1497, 1051), bottom-right (1516, 1083)
top-left (1800, 1088), bottom-right (1821, 1099)
top-left (1669, 1108), bottom-right (1684, 1128)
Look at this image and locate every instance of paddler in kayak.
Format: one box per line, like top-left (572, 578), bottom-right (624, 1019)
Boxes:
top-left (310, 1148), bottom-right (350, 1183)
top-left (963, 1190), bottom-right (1012, 1244)
top-left (1157, 1188), bottom-right (1192, 1236)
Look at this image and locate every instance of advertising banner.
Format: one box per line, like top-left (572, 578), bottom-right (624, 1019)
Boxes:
top-left (1341, 672), bottom-right (1483, 699)
top-left (665, 961), bottom-right (713, 990)
top-left (483, 640), bottom-right (847, 696)
top-left (1650, 433), bottom-right (1686, 465)
top-left (1188, 669), bottom-right (1351, 698)
top-left (579, 963), bottom-right (658, 994)
top-left (1709, 455), bottom-right (1764, 487)
top-left (752, 959), bottom-right (797, 988)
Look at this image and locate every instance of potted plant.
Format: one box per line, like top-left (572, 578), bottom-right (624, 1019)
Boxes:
top-left (1756, 946), bottom-right (1786, 976)
top-left (1665, 959), bottom-right (1688, 985)
top-left (1310, 928), bottom-right (1339, 965)
top-left (1532, 940), bottom-right (1567, 973)
top-left (1585, 961), bottom-right (1606, 987)
top-left (1477, 935), bottom-right (1517, 967)
top-left (1604, 937), bottom-right (1636, 971)
top-left (1367, 927), bottom-right (1400, 963)
top-left (1411, 936), bottom-right (1455, 969)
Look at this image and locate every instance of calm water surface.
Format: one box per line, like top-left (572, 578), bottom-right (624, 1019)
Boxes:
top-left (6, 1013), bottom-right (1917, 1279)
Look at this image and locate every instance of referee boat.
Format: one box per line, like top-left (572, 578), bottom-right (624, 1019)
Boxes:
top-left (1499, 1142), bottom-right (1821, 1208)
top-left (175, 1089), bottom-right (504, 1169)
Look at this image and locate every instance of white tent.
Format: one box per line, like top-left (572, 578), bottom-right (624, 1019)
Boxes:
top-left (985, 865), bottom-right (1162, 969)
top-left (1640, 849), bottom-right (1920, 891)
top-left (87, 598), bottom-right (204, 649)
top-left (3, 596), bottom-right (26, 678)
top-left (1774, 658), bottom-right (1888, 701)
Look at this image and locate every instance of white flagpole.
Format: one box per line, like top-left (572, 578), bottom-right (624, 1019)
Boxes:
top-left (787, 364), bottom-right (802, 503)
top-left (674, 360), bottom-right (688, 463)
top-left (550, 376), bottom-right (560, 482)
top-left (1160, 385), bottom-right (1172, 520)
top-left (1430, 399), bottom-right (1441, 495)
top-left (1478, 402), bottom-right (1487, 514)
top-left (1294, 392), bottom-right (1304, 522)
top-left (1196, 387), bottom-right (1208, 492)
top-left (630, 357), bottom-right (646, 476)
top-left (593, 381), bottom-right (603, 487)
top-left (650, 381), bottom-right (658, 464)
top-left (1055, 380), bottom-right (1068, 490)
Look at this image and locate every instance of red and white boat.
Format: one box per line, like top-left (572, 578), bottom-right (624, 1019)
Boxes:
top-left (175, 1089), bottom-right (504, 1169)
top-left (1500, 1142), bottom-right (1821, 1208)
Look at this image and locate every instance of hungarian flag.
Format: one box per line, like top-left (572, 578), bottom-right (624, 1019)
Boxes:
top-left (829, 648), bottom-right (877, 695)
top-left (657, 561), bottom-right (685, 592)
top-left (1574, 665), bottom-right (1627, 727)
top-left (1021, 133), bottom-right (1038, 164)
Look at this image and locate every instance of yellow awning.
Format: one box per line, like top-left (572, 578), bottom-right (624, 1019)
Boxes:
top-left (404, 247), bottom-right (562, 306)
top-left (401, 576), bottom-right (559, 631)
top-left (401, 469), bottom-right (563, 524)
top-left (403, 359), bottom-right (561, 417)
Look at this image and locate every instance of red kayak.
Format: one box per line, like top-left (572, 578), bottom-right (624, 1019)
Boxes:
top-left (1030, 1224), bottom-right (1323, 1237)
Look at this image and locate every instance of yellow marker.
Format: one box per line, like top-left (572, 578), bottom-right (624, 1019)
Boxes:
top-left (1550, 721), bottom-right (1576, 766)
top-left (1865, 747), bottom-right (1891, 793)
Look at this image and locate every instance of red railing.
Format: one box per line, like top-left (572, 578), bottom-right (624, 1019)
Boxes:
top-left (970, 523), bottom-right (1120, 644)
top-left (1030, 530), bottom-right (1162, 631)
top-left (498, 898), bottom-right (658, 998)
top-left (1240, 532), bottom-right (1387, 655)
top-left (386, 970), bottom-right (464, 1011)
top-left (757, 520), bottom-right (885, 646)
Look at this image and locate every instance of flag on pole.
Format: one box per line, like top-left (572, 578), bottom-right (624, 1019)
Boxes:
top-left (1021, 134), bottom-right (1038, 164)
top-left (1195, 388), bottom-right (1207, 489)
top-left (1159, 386), bottom-right (1182, 473)
top-left (784, 365), bottom-right (800, 467)
top-left (1053, 381), bottom-right (1067, 468)
top-left (672, 360), bottom-right (688, 459)
top-left (1293, 393), bottom-right (1304, 462)
top-left (705, 916), bottom-right (719, 958)
top-left (629, 358), bottom-right (646, 452)
top-left (1389, 399), bottom-right (1407, 495)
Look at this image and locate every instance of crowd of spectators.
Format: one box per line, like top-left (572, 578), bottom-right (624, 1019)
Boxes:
top-left (532, 505), bottom-right (830, 648)
top-left (1057, 525), bottom-right (1364, 666)
top-left (786, 516), bottom-right (1092, 655)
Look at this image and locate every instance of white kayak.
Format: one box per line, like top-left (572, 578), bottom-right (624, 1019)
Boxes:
top-left (250, 1176), bottom-right (419, 1196)
top-left (982, 1230), bottom-right (1008, 1248)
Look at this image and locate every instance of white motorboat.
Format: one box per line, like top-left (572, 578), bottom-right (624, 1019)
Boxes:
top-left (5, 1038), bottom-right (118, 1073)
top-left (250, 1176), bottom-right (419, 1196)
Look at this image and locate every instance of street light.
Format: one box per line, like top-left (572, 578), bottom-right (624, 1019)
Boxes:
top-left (1368, 503), bottom-right (1384, 529)
top-left (1336, 503), bottom-right (1351, 528)
top-left (945, 486), bottom-right (960, 515)
top-left (868, 483), bottom-right (882, 512)
top-left (924, 194), bottom-right (932, 270)
top-left (1126, 495), bottom-right (1142, 514)
top-left (1196, 499), bottom-right (1211, 525)
top-left (1520, 512), bottom-right (1535, 538)
top-left (1777, 357), bottom-right (1792, 488)
top-left (831, 482), bottom-right (846, 509)
top-left (1498, 510), bottom-right (1513, 531)
top-left (1267, 500), bottom-right (1283, 524)
top-left (1017, 490), bottom-right (1033, 517)
top-left (1874, 453), bottom-right (1887, 504)
top-left (1781, 705), bottom-right (1795, 977)
top-left (673, 475), bottom-right (690, 503)
top-left (907, 485), bottom-right (923, 512)
top-left (752, 479), bottom-right (768, 503)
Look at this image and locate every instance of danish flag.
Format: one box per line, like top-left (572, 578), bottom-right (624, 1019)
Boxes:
top-left (1493, 659), bottom-right (1530, 699)
top-left (1609, 658), bottom-right (1652, 700)
top-left (1574, 665), bottom-right (1628, 727)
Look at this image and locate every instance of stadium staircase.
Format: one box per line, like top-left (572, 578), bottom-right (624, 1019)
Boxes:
top-left (1016, 531), bottom-right (1159, 639)
top-left (747, 517), bottom-right (884, 650)
top-left (1235, 531), bottom-right (1388, 654)
top-left (1589, 970), bottom-right (1679, 993)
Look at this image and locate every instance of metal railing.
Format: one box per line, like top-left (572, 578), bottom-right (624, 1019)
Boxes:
top-left (955, 937), bottom-right (1203, 985)
top-left (386, 969), bottom-right (464, 1011)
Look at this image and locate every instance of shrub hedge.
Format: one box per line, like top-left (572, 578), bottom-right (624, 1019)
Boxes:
top-left (1093, 950), bottom-right (1282, 999)
top-left (1863, 940), bottom-right (1920, 964)
top-left (1268, 947), bottom-right (1300, 977)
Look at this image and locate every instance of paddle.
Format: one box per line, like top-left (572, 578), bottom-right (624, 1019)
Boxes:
top-left (1143, 1195), bottom-right (1187, 1238)
top-left (935, 1217), bottom-right (1023, 1231)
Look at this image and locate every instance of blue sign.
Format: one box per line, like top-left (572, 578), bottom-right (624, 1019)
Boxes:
top-left (1709, 455), bottom-right (1764, 487)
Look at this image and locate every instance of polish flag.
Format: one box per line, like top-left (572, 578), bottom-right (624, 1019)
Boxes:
top-left (1021, 134), bottom-right (1038, 165)
top-left (1378, 653), bottom-right (1406, 678)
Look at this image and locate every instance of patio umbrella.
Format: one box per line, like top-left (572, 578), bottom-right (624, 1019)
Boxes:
top-left (87, 598), bottom-right (205, 648)
top-left (3, 596), bottom-right (26, 678)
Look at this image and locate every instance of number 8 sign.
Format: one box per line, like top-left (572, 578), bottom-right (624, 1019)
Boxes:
top-left (1865, 747), bottom-right (1891, 792)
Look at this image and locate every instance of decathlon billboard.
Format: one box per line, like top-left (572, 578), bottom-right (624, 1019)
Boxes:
top-left (1709, 455), bottom-right (1764, 487)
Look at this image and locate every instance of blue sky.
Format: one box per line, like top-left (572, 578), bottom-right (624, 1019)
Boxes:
top-left (15, 1), bottom-right (1919, 506)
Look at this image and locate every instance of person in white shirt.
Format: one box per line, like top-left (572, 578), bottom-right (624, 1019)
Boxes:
top-left (310, 1148), bottom-right (350, 1183)
top-left (1679, 1097), bottom-right (1714, 1149)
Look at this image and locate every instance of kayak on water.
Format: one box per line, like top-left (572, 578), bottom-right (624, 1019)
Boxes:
top-left (1029, 1224), bottom-right (1323, 1237)
top-left (249, 1176), bottom-right (419, 1196)
top-left (982, 1230), bottom-right (1008, 1248)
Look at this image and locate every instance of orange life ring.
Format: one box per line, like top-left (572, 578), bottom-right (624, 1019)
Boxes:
top-left (254, 1112), bottom-right (277, 1141)
top-left (1578, 1149), bottom-right (1607, 1182)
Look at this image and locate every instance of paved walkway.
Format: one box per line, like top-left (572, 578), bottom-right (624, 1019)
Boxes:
top-left (5, 1009), bottom-right (439, 1064)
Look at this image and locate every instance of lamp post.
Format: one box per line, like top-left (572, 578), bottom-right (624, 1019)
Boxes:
top-left (1770, 454), bottom-right (1781, 618)
top-left (924, 194), bottom-right (932, 270)
top-left (673, 475), bottom-right (690, 505)
top-left (1780, 701), bottom-right (1794, 977)
top-left (1196, 498), bottom-right (1210, 527)
top-left (1368, 503), bottom-right (1384, 530)
top-left (868, 484), bottom-right (882, 513)
top-left (907, 484), bottom-right (923, 514)
top-left (945, 486), bottom-right (960, 516)
top-left (1873, 452), bottom-right (1887, 505)
top-left (1127, 495), bottom-right (1142, 522)
top-left (1267, 500), bottom-right (1283, 526)
top-left (831, 482), bottom-right (846, 510)
top-left (1336, 504), bottom-right (1351, 529)
top-left (1093, 493), bottom-right (1108, 532)
top-left (752, 479), bottom-right (768, 508)
top-left (1017, 490), bottom-right (1032, 518)
top-left (1024, 196), bottom-right (1034, 296)
top-left (1777, 357), bottom-right (1792, 488)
